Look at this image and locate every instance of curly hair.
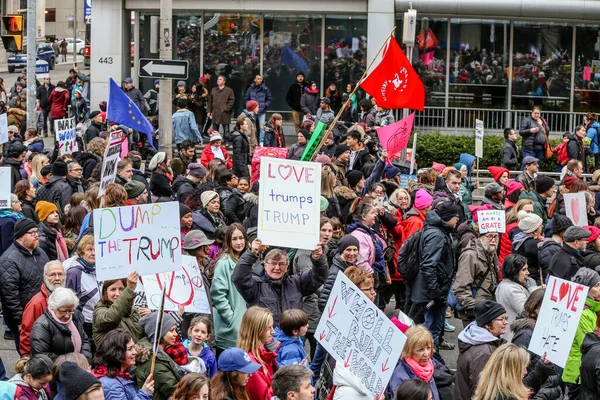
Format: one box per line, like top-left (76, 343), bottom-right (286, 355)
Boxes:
top-left (86, 137), bottom-right (107, 157)
top-left (185, 182), bottom-right (217, 211)
top-left (103, 183), bottom-right (127, 208)
top-left (92, 329), bottom-right (132, 378)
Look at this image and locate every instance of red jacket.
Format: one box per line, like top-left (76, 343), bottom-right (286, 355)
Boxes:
top-left (20, 284), bottom-right (50, 356)
top-left (386, 209), bottom-right (405, 280)
top-left (498, 221), bottom-right (519, 273)
top-left (246, 347), bottom-right (278, 400)
top-left (200, 145), bottom-right (233, 169)
top-left (48, 87), bottom-right (70, 119)
top-left (401, 208), bottom-right (427, 239)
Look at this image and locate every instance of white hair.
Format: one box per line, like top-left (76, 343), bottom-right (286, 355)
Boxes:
top-left (47, 287), bottom-right (79, 310)
top-left (43, 260), bottom-right (64, 276)
top-left (10, 194), bottom-right (18, 203)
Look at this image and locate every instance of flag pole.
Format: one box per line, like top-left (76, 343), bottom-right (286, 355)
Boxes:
top-left (150, 284), bottom-right (167, 377)
top-left (309, 26), bottom-right (397, 161)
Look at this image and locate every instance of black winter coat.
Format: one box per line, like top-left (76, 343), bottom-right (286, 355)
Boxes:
top-left (519, 116), bottom-right (549, 152)
top-left (580, 332), bottom-right (600, 400)
top-left (350, 146), bottom-right (373, 173)
top-left (172, 175), bottom-right (196, 203)
top-left (567, 133), bottom-right (586, 166)
top-left (38, 222), bottom-right (58, 261)
top-left (319, 254), bottom-right (351, 312)
top-left (548, 243), bottom-right (584, 281)
top-left (20, 198), bottom-right (39, 223)
top-left (242, 192), bottom-right (258, 229)
top-left (30, 309), bottom-right (92, 362)
top-left (231, 129), bottom-right (250, 179)
top-left (538, 240), bottom-right (561, 282)
top-left (79, 152), bottom-right (101, 179)
top-left (2, 137), bottom-right (23, 158)
top-left (84, 122), bottom-right (103, 144)
top-left (149, 172), bottom-right (174, 200)
top-left (36, 176), bottom-right (73, 215)
top-left (37, 83), bottom-right (55, 110)
top-left (286, 82), bottom-right (305, 111)
top-left (66, 175), bottom-right (85, 193)
top-left (584, 245), bottom-right (600, 270)
top-left (512, 233), bottom-right (543, 284)
top-left (501, 139), bottom-right (519, 170)
top-left (217, 186), bottom-right (245, 224)
top-left (0, 242), bottom-right (49, 324)
top-left (132, 170), bottom-right (151, 196)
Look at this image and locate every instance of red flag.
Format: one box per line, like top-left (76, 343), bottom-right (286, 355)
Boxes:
top-left (359, 38), bottom-right (425, 111)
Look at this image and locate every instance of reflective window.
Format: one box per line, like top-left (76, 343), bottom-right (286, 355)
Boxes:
top-left (175, 15), bottom-right (203, 85)
top-left (574, 25), bottom-right (600, 112)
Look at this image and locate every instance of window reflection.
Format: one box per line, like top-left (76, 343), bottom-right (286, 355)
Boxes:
top-left (575, 25), bottom-right (600, 112)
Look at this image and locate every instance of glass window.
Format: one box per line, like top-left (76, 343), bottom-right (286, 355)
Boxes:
top-left (175, 15), bottom-right (203, 86)
top-left (449, 19), bottom-right (509, 110)
top-left (45, 9), bottom-right (56, 23)
top-left (204, 13), bottom-right (261, 117)
top-left (263, 15), bottom-right (322, 117)
top-left (511, 22), bottom-right (572, 112)
top-left (574, 25), bottom-right (600, 112)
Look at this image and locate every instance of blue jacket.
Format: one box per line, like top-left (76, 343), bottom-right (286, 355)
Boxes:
top-left (244, 83), bottom-right (272, 114)
top-left (172, 109), bottom-right (201, 144)
top-left (389, 360), bottom-right (440, 400)
top-left (586, 121), bottom-right (600, 155)
top-left (273, 326), bottom-right (307, 367)
top-left (99, 375), bottom-right (153, 400)
top-left (27, 137), bottom-right (44, 154)
top-left (182, 339), bottom-right (218, 378)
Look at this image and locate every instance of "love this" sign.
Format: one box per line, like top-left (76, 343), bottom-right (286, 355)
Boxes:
top-left (258, 158), bottom-right (322, 250)
top-left (528, 276), bottom-right (589, 367)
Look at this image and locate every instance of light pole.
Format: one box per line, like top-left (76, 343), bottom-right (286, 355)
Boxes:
top-left (26, 0), bottom-right (37, 129)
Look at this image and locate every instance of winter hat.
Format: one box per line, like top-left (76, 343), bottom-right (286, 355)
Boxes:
top-left (314, 154), bottom-right (331, 165)
top-left (487, 166), bottom-right (510, 183)
top-left (139, 311), bottom-right (177, 343)
top-left (246, 100), bottom-right (259, 112)
top-left (435, 201), bottom-right (459, 222)
top-left (584, 225), bottom-right (600, 243)
top-left (299, 129), bottom-right (312, 142)
top-left (535, 176), bottom-right (555, 193)
top-left (320, 196), bottom-right (329, 212)
top-left (572, 268), bottom-right (600, 289)
top-left (384, 164), bottom-right (401, 180)
top-left (320, 97), bottom-right (330, 104)
top-left (517, 210), bottom-right (543, 234)
top-left (40, 164), bottom-right (53, 178)
top-left (336, 235), bottom-right (360, 254)
top-left (149, 151), bottom-right (167, 171)
top-left (346, 170), bottom-right (363, 188)
top-left (334, 144), bottom-right (351, 158)
top-left (484, 182), bottom-right (504, 197)
top-left (564, 226), bottom-right (592, 242)
top-left (89, 110), bottom-right (101, 120)
top-left (563, 176), bottom-right (578, 189)
top-left (176, 80), bottom-right (186, 87)
top-left (179, 203), bottom-right (192, 218)
top-left (475, 300), bottom-right (506, 327)
top-left (51, 160), bottom-right (68, 177)
top-left (505, 180), bottom-right (524, 196)
top-left (453, 162), bottom-right (465, 171)
top-left (414, 189), bottom-right (433, 210)
top-left (60, 361), bottom-right (100, 400)
top-left (431, 162), bottom-right (446, 174)
top-left (188, 163), bottom-right (207, 179)
top-left (177, 98), bottom-right (188, 108)
top-left (8, 144), bottom-right (27, 158)
top-left (124, 180), bottom-right (145, 199)
top-left (35, 201), bottom-right (58, 222)
top-left (200, 190), bottom-right (219, 208)
top-left (183, 230), bottom-right (214, 250)
top-left (7, 125), bottom-right (18, 134)
top-left (468, 204), bottom-right (493, 223)
top-left (13, 218), bottom-right (37, 240)
top-left (550, 214), bottom-right (573, 235)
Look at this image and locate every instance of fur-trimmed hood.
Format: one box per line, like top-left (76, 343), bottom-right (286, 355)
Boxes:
top-left (510, 317), bottom-right (536, 333)
top-left (135, 342), bottom-right (152, 364)
top-left (334, 185), bottom-right (358, 200)
top-left (243, 192), bottom-right (258, 205)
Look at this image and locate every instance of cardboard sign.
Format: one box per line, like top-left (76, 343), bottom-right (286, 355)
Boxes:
top-left (528, 276), bottom-right (589, 368)
top-left (98, 130), bottom-right (123, 197)
top-left (142, 255), bottom-right (211, 314)
top-left (93, 202), bottom-right (182, 281)
top-left (258, 158), bottom-right (321, 250)
top-left (0, 167), bottom-right (11, 208)
top-left (477, 210), bottom-right (506, 233)
top-left (55, 117), bottom-right (78, 154)
top-left (0, 113), bottom-right (8, 144)
top-left (475, 119), bottom-right (484, 158)
top-left (564, 192), bottom-right (587, 226)
top-left (315, 272), bottom-right (406, 398)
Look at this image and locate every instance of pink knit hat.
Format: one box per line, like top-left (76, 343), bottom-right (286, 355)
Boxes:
top-left (414, 189), bottom-right (433, 210)
top-left (505, 180), bottom-right (525, 196)
top-left (468, 204), bottom-right (493, 223)
top-left (431, 162), bottom-right (446, 174)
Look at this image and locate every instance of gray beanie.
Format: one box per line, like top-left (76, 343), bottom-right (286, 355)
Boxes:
top-left (572, 268), bottom-right (600, 289)
top-left (517, 210), bottom-right (543, 234)
top-left (484, 182), bottom-right (504, 197)
top-left (139, 311), bottom-right (177, 343)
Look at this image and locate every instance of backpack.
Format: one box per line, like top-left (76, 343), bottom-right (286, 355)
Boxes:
top-left (396, 230), bottom-right (423, 282)
top-left (557, 142), bottom-right (569, 166)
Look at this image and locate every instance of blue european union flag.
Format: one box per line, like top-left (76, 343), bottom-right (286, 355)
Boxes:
top-left (281, 46), bottom-right (309, 76)
top-left (107, 77), bottom-right (155, 148)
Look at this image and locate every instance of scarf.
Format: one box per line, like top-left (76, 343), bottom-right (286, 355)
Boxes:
top-left (211, 146), bottom-right (225, 161)
top-left (49, 309), bottom-right (82, 353)
top-left (77, 256), bottom-right (96, 272)
top-left (405, 357), bottom-right (434, 383)
top-left (92, 365), bottom-right (131, 381)
top-left (52, 227), bottom-right (69, 262)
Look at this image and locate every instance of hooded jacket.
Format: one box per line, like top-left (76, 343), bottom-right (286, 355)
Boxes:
top-left (334, 185), bottom-right (358, 225)
top-left (48, 87), bottom-right (70, 119)
top-left (65, 258), bottom-right (101, 324)
top-left (454, 239), bottom-right (499, 312)
top-left (79, 152), bottom-right (102, 179)
top-left (567, 133), bottom-right (586, 165)
top-left (347, 222), bottom-right (386, 276)
top-left (332, 364), bottom-right (371, 400)
top-left (217, 186), bottom-right (245, 224)
top-left (172, 174), bottom-right (196, 203)
top-left (273, 327), bottom-right (306, 367)
top-left (563, 296), bottom-right (600, 384)
top-left (538, 239), bottom-right (562, 279)
top-left (287, 141), bottom-right (307, 161)
top-left (580, 331), bottom-right (600, 399)
top-left (548, 242), bottom-right (584, 283)
top-left (512, 232), bottom-right (543, 284)
top-left (586, 121), bottom-right (600, 155)
top-left (200, 145), bottom-right (234, 169)
top-left (9, 374), bottom-right (51, 400)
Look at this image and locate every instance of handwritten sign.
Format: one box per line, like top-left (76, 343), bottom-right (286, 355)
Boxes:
top-left (98, 130), bottom-right (123, 197)
top-left (529, 276), bottom-right (588, 367)
top-left (0, 113), bottom-right (8, 144)
top-left (315, 272), bottom-right (406, 398)
top-left (376, 112), bottom-right (415, 159)
top-left (142, 255), bottom-right (211, 314)
top-left (475, 119), bottom-right (484, 158)
top-left (55, 117), bottom-right (78, 154)
top-left (93, 202), bottom-right (182, 281)
top-left (0, 168), bottom-right (10, 208)
top-left (258, 158), bottom-right (321, 250)
top-left (564, 192), bottom-right (587, 226)
top-left (477, 210), bottom-right (505, 233)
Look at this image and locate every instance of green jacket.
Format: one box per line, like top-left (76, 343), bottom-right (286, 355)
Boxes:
top-left (211, 255), bottom-right (248, 349)
top-left (518, 190), bottom-right (548, 225)
top-left (92, 287), bottom-right (145, 345)
top-left (135, 337), bottom-right (181, 400)
top-left (459, 182), bottom-right (472, 220)
top-left (563, 296), bottom-right (600, 383)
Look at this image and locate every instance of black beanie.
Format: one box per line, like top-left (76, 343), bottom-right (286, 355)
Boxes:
top-left (60, 361), bottom-right (100, 400)
top-left (334, 144), bottom-right (351, 158)
top-left (14, 218), bottom-right (37, 240)
top-left (336, 235), bottom-right (360, 254)
top-left (435, 201), bottom-right (459, 222)
top-left (8, 143), bottom-right (27, 158)
top-left (179, 203), bottom-right (192, 218)
top-left (475, 300), bottom-right (506, 327)
top-left (535, 175), bottom-right (555, 193)
top-left (299, 129), bottom-right (312, 142)
top-left (40, 164), bottom-right (53, 177)
top-left (550, 213), bottom-right (573, 235)
top-left (52, 160), bottom-right (68, 177)
top-left (346, 170), bottom-right (363, 188)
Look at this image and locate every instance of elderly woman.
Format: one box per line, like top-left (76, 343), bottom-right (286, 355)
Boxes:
top-left (191, 190), bottom-right (225, 240)
top-left (92, 271), bottom-right (147, 346)
top-left (30, 287), bottom-right (92, 362)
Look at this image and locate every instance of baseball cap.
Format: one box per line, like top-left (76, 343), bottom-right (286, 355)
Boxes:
top-left (177, 80), bottom-right (186, 87)
top-left (123, 77), bottom-right (133, 84)
top-left (320, 97), bottom-right (330, 104)
top-left (218, 348), bottom-right (261, 374)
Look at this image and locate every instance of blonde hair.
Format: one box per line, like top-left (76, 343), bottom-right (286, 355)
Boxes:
top-left (321, 166), bottom-right (336, 198)
top-left (53, 353), bottom-right (90, 379)
top-left (77, 234), bottom-right (95, 257)
top-left (506, 199), bottom-right (534, 225)
top-left (473, 343), bottom-right (531, 400)
top-left (31, 154), bottom-right (49, 183)
top-left (389, 188), bottom-right (411, 209)
top-left (401, 325), bottom-right (435, 360)
top-left (237, 306), bottom-right (273, 366)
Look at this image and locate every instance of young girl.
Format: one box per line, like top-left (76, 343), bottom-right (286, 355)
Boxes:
top-left (209, 347), bottom-right (261, 400)
top-left (9, 355), bottom-right (53, 400)
top-left (183, 317), bottom-right (217, 378)
top-left (171, 373), bottom-right (209, 400)
top-left (237, 306), bottom-right (278, 400)
top-left (180, 203), bottom-right (193, 239)
top-left (263, 113), bottom-right (286, 148)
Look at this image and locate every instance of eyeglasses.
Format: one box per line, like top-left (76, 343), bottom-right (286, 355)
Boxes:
top-left (486, 235), bottom-right (499, 241)
top-left (26, 230), bottom-right (39, 237)
top-left (56, 309), bottom-right (75, 315)
top-left (494, 316), bottom-right (509, 323)
top-left (360, 286), bottom-right (376, 293)
top-left (266, 261), bottom-right (287, 267)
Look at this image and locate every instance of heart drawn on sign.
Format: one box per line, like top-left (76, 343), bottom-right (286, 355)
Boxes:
top-left (277, 164), bottom-right (293, 180)
top-left (571, 198), bottom-right (580, 225)
top-left (559, 282), bottom-right (569, 302)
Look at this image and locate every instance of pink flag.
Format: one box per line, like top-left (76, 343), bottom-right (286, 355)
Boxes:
top-left (584, 66), bottom-right (591, 82)
top-left (376, 112), bottom-right (415, 159)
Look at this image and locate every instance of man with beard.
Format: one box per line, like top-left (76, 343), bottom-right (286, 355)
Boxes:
top-left (19, 260), bottom-right (65, 356)
top-left (453, 231), bottom-right (500, 328)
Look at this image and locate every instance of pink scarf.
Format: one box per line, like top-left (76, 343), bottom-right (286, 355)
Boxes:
top-left (49, 309), bottom-right (82, 353)
top-left (52, 227), bottom-right (69, 262)
top-left (405, 357), bottom-right (434, 383)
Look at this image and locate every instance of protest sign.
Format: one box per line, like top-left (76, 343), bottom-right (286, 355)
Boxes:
top-left (98, 130), bottom-right (123, 197)
top-left (0, 113), bottom-right (8, 144)
top-left (93, 201), bottom-right (182, 281)
top-left (477, 210), bottom-right (505, 233)
top-left (258, 158), bottom-right (321, 250)
top-left (0, 168), bottom-right (11, 208)
top-left (315, 272), bottom-right (406, 398)
top-left (529, 276), bottom-right (588, 368)
top-left (142, 255), bottom-right (211, 314)
top-left (564, 192), bottom-right (587, 226)
top-left (55, 117), bottom-right (78, 154)
top-left (475, 119), bottom-right (484, 158)
top-left (376, 112), bottom-right (415, 159)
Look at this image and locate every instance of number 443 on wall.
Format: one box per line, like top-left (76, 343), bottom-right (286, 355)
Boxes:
top-left (98, 57), bottom-right (113, 64)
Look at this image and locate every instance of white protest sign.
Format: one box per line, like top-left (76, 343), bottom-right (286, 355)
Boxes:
top-left (0, 113), bottom-right (8, 144)
top-left (98, 130), bottom-right (123, 197)
top-left (93, 201), bottom-right (182, 281)
top-left (477, 210), bottom-right (505, 233)
top-left (475, 119), bottom-right (484, 158)
top-left (528, 276), bottom-right (588, 368)
top-left (258, 158), bottom-right (321, 250)
top-left (142, 255), bottom-right (211, 314)
top-left (0, 168), bottom-right (11, 208)
top-left (564, 192), bottom-right (587, 226)
top-left (315, 272), bottom-right (406, 398)
top-left (54, 117), bottom-right (78, 154)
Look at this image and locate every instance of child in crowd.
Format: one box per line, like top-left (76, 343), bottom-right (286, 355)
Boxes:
top-left (552, 132), bottom-right (571, 172)
top-left (183, 316), bottom-right (218, 378)
top-left (273, 309), bottom-right (310, 367)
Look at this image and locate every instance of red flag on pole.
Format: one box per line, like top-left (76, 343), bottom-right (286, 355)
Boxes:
top-left (359, 38), bottom-right (425, 111)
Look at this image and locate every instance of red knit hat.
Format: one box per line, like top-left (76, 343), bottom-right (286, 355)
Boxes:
top-left (563, 176), bottom-right (578, 189)
top-left (488, 166), bottom-right (509, 183)
top-left (584, 225), bottom-right (600, 243)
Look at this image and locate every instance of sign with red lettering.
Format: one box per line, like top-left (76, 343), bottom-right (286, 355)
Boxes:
top-left (258, 158), bottom-right (321, 250)
top-left (477, 210), bottom-right (505, 233)
top-left (528, 276), bottom-right (588, 367)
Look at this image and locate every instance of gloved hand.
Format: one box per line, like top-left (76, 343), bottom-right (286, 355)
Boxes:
top-left (465, 308), bottom-right (475, 320)
top-left (429, 289), bottom-right (444, 304)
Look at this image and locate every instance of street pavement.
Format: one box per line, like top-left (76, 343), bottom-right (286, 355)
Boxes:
top-left (0, 55), bottom-right (87, 82)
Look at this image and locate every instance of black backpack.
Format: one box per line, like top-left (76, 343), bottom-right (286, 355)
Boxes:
top-left (396, 229), bottom-right (424, 282)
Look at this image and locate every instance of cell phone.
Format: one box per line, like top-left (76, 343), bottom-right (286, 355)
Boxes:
top-left (377, 197), bottom-right (384, 208)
